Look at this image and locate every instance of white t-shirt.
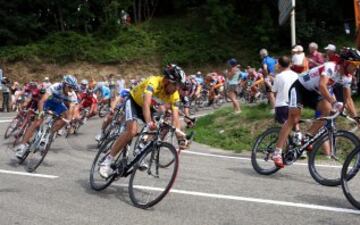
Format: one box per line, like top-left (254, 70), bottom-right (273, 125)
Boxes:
top-left (272, 69), bottom-right (298, 107)
top-left (292, 53), bottom-right (305, 66)
top-left (298, 62), bottom-right (337, 93)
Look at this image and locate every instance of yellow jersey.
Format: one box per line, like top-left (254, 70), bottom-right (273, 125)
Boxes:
top-left (130, 76), bottom-right (180, 109)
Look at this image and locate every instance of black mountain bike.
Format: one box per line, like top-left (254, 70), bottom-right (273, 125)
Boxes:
top-left (251, 111), bottom-right (360, 186)
top-left (90, 114), bottom-right (185, 209)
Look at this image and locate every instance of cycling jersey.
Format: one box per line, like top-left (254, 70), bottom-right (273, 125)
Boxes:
top-left (47, 83), bottom-right (78, 103)
top-left (298, 62), bottom-right (341, 93)
top-left (94, 84), bottom-right (111, 100)
top-left (79, 92), bottom-right (98, 108)
top-left (130, 76), bottom-right (180, 109)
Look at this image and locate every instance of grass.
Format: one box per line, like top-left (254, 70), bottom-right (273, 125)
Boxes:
top-left (191, 100), bottom-right (360, 153)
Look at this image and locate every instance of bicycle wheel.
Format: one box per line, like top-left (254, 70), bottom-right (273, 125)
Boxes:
top-left (159, 129), bottom-right (178, 168)
top-left (4, 117), bottom-right (21, 139)
top-left (90, 136), bottom-right (118, 191)
top-left (308, 130), bottom-right (360, 186)
top-left (128, 142), bottom-right (178, 209)
top-left (341, 146), bottom-right (360, 209)
top-left (251, 127), bottom-right (282, 175)
top-left (98, 104), bottom-right (109, 118)
top-left (25, 131), bottom-right (54, 172)
top-left (12, 122), bottom-right (29, 147)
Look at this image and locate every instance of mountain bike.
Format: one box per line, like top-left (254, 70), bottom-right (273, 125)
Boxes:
top-left (251, 111), bottom-right (360, 186)
top-left (90, 114), bottom-right (186, 209)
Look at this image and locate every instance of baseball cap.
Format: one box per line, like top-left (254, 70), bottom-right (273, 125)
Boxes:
top-left (292, 45), bottom-right (304, 52)
top-left (324, 44), bottom-right (336, 51)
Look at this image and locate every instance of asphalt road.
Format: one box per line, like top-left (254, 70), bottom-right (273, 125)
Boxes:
top-left (0, 111), bottom-right (359, 225)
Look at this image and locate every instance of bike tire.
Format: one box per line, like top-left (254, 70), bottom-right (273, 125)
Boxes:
top-left (12, 122), bottom-right (29, 147)
top-left (251, 127), bottom-right (281, 175)
top-left (25, 132), bottom-right (54, 172)
top-left (341, 146), bottom-right (360, 209)
top-left (89, 136), bottom-right (118, 191)
top-left (308, 130), bottom-right (360, 186)
top-left (4, 117), bottom-right (21, 139)
top-left (128, 142), bottom-right (179, 209)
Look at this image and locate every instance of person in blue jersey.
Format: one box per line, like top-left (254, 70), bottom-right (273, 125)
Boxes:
top-left (15, 75), bottom-right (79, 159)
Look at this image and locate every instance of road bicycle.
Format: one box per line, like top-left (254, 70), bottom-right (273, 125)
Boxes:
top-left (90, 114), bottom-right (190, 208)
top-left (341, 145), bottom-right (360, 209)
top-left (251, 111), bottom-right (360, 186)
top-left (19, 110), bottom-right (69, 172)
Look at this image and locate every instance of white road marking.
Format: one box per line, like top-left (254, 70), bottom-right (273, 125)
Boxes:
top-left (184, 150), bottom-right (342, 168)
top-left (121, 184), bottom-right (360, 215)
top-left (0, 169), bottom-right (59, 179)
top-left (0, 120), bottom-right (12, 123)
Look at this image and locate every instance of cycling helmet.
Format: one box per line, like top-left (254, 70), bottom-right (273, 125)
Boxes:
top-left (80, 79), bottom-right (89, 85)
top-left (31, 88), bottom-right (40, 97)
top-left (120, 89), bottom-right (130, 98)
top-left (340, 47), bottom-right (360, 61)
top-left (227, 58), bottom-right (238, 67)
top-left (63, 75), bottom-right (78, 90)
top-left (163, 64), bottom-right (186, 85)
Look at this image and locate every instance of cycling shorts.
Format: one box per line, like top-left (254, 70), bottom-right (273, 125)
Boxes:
top-left (288, 80), bottom-right (321, 110)
top-left (43, 98), bottom-right (68, 116)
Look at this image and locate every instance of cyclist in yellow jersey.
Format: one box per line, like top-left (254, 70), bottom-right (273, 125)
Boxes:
top-left (99, 64), bottom-right (186, 178)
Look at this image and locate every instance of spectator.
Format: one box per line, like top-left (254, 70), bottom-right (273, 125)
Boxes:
top-left (324, 44), bottom-right (340, 62)
top-left (291, 45), bottom-right (309, 73)
top-left (1, 77), bottom-right (11, 112)
top-left (226, 58), bottom-right (241, 113)
top-left (272, 56), bottom-right (298, 124)
top-left (41, 77), bottom-right (52, 91)
top-left (10, 81), bottom-right (19, 111)
top-left (308, 42), bottom-right (324, 69)
top-left (259, 48), bottom-right (276, 113)
top-left (121, 10), bottom-right (131, 25)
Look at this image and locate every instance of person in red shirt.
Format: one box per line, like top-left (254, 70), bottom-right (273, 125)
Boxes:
top-left (308, 42), bottom-right (324, 69)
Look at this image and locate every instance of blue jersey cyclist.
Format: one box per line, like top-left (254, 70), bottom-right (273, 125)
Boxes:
top-left (15, 75), bottom-right (79, 159)
top-left (94, 82), bottom-right (111, 102)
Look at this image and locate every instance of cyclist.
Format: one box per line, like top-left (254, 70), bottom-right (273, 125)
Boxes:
top-left (95, 88), bottom-right (130, 142)
top-left (204, 72), bottom-right (224, 106)
top-left (98, 64), bottom-right (186, 178)
top-left (15, 75), bottom-right (79, 159)
top-left (76, 79), bottom-right (98, 121)
top-left (93, 81), bottom-right (111, 106)
top-left (179, 78), bottom-right (198, 127)
top-left (272, 49), bottom-right (359, 168)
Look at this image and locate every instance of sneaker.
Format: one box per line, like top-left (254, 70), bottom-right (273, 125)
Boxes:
top-left (15, 143), bottom-right (29, 159)
top-left (272, 153), bottom-right (284, 168)
top-left (99, 157), bottom-right (113, 178)
top-left (95, 133), bottom-right (103, 142)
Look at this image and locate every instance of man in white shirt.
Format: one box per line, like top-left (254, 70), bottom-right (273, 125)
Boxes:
top-left (272, 56), bottom-right (298, 124)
